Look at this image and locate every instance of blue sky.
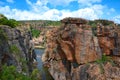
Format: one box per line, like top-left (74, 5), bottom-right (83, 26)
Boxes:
top-left (0, 0), bottom-right (120, 23)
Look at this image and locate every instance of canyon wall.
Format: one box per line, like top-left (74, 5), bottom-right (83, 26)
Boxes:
top-left (0, 25), bottom-right (36, 74)
top-left (42, 17), bottom-right (120, 80)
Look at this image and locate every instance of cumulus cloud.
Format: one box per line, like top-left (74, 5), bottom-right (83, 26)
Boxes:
top-left (0, 0), bottom-right (118, 24)
top-left (24, 0), bottom-right (104, 20)
top-left (6, 0), bottom-right (14, 3)
top-left (0, 6), bottom-right (38, 20)
top-left (26, 0), bottom-right (75, 7)
top-left (113, 15), bottom-right (120, 24)
top-left (0, 4), bottom-right (104, 20)
top-left (26, 0), bottom-right (49, 13)
top-left (30, 0), bottom-right (102, 7)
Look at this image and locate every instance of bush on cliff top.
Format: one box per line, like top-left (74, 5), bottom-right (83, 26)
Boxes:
top-left (0, 14), bottom-right (19, 28)
top-left (88, 19), bottom-right (114, 26)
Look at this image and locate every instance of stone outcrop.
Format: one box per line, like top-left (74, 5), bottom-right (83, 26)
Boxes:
top-left (32, 36), bottom-right (44, 45)
top-left (96, 24), bottom-right (120, 56)
top-left (42, 17), bottom-right (120, 80)
top-left (0, 25), bottom-right (36, 74)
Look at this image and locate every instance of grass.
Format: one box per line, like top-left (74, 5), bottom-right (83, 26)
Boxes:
top-left (95, 54), bottom-right (115, 74)
top-left (0, 28), bottom-right (8, 44)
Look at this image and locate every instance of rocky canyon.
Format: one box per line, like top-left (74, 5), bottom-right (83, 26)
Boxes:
top-left (1, 14), bottom-right (120, 80)
top-left (42, 17), bottom-right (120, 80)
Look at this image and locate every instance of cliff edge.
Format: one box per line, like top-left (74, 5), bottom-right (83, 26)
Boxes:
top-left (0, 25), bottom-right (36, 74)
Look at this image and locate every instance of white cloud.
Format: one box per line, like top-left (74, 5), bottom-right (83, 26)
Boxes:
top-left (40, 4), bottom-right (104, 20)
top-left (0, 0), bottom-right (118, 24)
top-left (113, 15), bottom-right (120, 24)
top-left (48, 0), bottom-right (75, 6)
top-left (107, 8), bottom-right (115, 15)
top-left (26, 0), bottom-right (101, 7)
top-left (26, 0), bottom-right (32, 5)
top-left (0, 6), bottom-right (11, 14)
top-left (23, 0), bottom-right (104, 20)
top-left (110, 8), bottom-right (115, 12)
top-left (78, 0), bottom-right (101, 6)
top-left (26, 0), bottom-right (49, 13)
top-left (0, 4), bottom-right (104, 21)
top-left (0, 6), bottom-right (39, 20)
top-left (6, 0), bottom-right (14, 3)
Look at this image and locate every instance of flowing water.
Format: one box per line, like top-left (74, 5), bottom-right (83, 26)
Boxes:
top-left (34, 49), bottom-right (54, 80)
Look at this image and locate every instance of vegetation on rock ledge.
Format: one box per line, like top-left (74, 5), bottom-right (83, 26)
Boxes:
top-left (9, 45), bottom-right (20, 55)
top-left (0, 28), bottom-right (8, 44)
top-left (31, 27), bottom-right (41, 38)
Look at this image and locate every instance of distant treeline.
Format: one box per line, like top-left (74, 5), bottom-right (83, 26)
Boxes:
top-left (1, 14), bottom-right (120, 28)
top-left (19, 20), bottom-right (61, 27)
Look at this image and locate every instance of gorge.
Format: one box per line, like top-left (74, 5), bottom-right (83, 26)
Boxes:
top-left (1, 15), bottom-right (120, 80)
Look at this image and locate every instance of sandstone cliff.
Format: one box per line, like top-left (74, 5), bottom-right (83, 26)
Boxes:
top-left (42, 17), bottom-right (120, 80)
top-left (0, 25), bottom-right (36, 74)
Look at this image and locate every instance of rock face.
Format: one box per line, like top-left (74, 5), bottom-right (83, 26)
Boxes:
top-left (42, 17), bottom-right (120, 80)
top-left (0, 25), bottom-right (36, 73)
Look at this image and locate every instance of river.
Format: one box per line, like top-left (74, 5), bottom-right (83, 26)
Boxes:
top-left (34, 49), bottom-right (54, 80)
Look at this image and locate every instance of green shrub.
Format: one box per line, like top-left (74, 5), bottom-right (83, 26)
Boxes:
top-left (31, 69), bottom-right (39, 80)
top-left (9, 45), bottom-right (20, 55)
top-left (94, 19), bottom-right (114, 26)
top-left (31, 28), bottom-right (41, 38)
top-left (0, 28), bottom-right (8, 40)
top-left (96, 54), bottom-right (115, 74)
top-left (0, 65), bottom-right (16, 80)
top-left (96, 54), bottom-right (112, 64)
top-left (0, 65), bottom-right (30, 80)
top-left (0, 14), bottom-right (19, 28)
top-left (7, 19), bottom-right (19, 28)
top-left (0, 65), bottom-right (40, 80)
top-left (88, 21), bottom-right (97, 36)
top-left (0, 28), bottom-right (8, 44)
top-left (45, 20), bottom-right (61, 26)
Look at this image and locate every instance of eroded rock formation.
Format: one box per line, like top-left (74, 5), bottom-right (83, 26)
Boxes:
top-left (42, 17), bottom-right (120, 80)
top-left (0, 25), bottom-right (36, 74)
